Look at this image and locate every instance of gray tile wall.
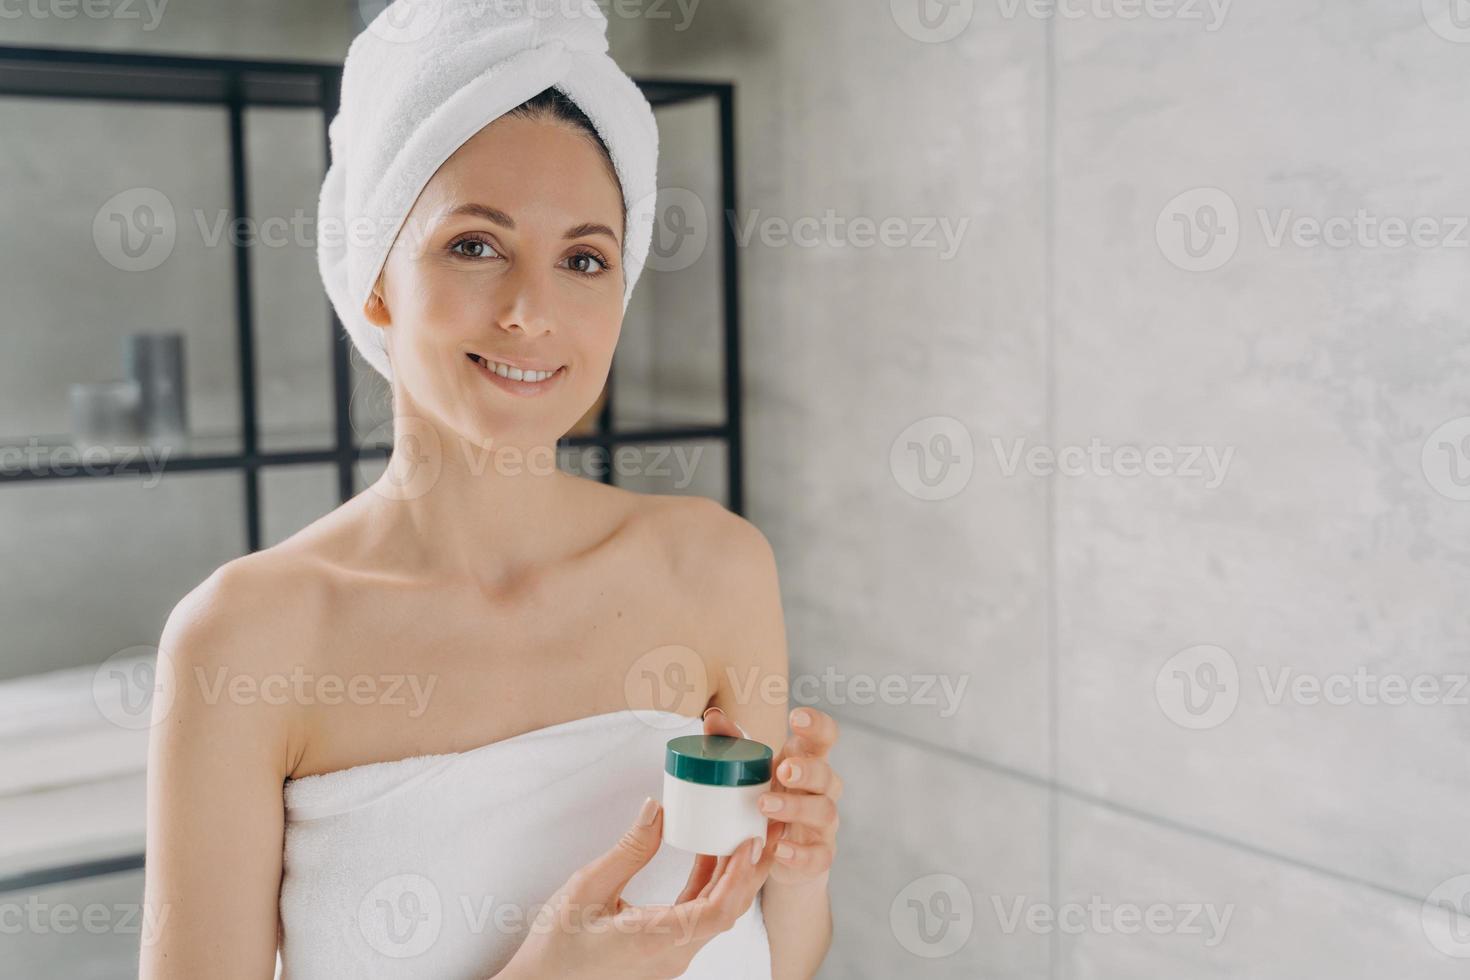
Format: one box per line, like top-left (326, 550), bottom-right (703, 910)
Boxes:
top-left (619, 1), bottom-right (1470, 977)
top-left (1048, 2), bottom-right (1470, 975)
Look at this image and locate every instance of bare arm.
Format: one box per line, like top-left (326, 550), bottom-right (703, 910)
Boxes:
top-left (688, 500), bottom-right (834, 980)
top-left (139, 560), bottom-right (307, 979)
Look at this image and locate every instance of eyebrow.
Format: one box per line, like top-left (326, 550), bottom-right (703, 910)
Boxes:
top-left (445, 202), bottom-right (621, 248)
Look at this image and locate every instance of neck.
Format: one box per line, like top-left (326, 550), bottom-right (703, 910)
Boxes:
top-left (362, 405), bottom-right (588, 588)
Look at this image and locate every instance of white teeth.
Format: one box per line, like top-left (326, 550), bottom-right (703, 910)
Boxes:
top-left (476, 355), bottom-right (557, 383)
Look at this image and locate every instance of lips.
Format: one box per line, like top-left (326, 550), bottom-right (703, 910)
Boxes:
top-left (466, 352), bottom-right (562, 383)
top-left (467, 352), bottom-right (566, 396)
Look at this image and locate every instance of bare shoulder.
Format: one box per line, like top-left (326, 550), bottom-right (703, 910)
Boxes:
top-left (163, 545), bottom-right (330, 670)
top-left (631, 493), bottom-right (788, 740)
top-left (627, 490), bottom-right (778, 588)
top-left (143, 543), bottom-right (334, 975)
top-left (155, 543), bottom-right (334, 775)
top-left (161, 489), bottom-right (377, 666)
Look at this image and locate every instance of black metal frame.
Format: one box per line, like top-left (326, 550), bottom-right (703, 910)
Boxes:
top-left (0, 46), bottom-right (744, 523)
top-left (0, 45), bottom-right (742, 891)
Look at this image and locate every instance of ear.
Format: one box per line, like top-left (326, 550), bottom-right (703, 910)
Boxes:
top-left (362, 287), bottom-right (391, 328)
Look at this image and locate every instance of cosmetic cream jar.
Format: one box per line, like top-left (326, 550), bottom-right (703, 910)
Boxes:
top-left (662, 734), bottom-right (773, 856)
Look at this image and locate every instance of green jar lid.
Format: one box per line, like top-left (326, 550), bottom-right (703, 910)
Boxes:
top-left (665, 734), bottom-right (772, 787)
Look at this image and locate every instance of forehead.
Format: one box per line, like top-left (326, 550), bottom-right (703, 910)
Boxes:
top-left (417, 113), bottom-right (623, 232)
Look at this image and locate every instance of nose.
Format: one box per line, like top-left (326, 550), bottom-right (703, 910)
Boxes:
top-left (493, 256), bottom-right (555, 337)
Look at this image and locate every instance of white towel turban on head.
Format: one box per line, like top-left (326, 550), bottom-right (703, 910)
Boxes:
top-left (316, 0), bottom-right (660, 383)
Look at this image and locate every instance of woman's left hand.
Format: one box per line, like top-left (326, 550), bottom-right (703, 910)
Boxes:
top-left (703, 705), bottom-right (841, 888)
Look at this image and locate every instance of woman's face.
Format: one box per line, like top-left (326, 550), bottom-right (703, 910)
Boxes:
top-left (365, 111), bottom-right (626, 451)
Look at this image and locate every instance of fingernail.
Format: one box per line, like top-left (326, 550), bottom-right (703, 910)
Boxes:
top-left (776, 842), bottom-right (794, 860)
top-left (736, 722), bottom-right (748, 737)
top-left (637, 796), bottom-right (659, 826)
top-left (792, 709), bottom-right (811, 727)
top-left (750, 837), bottom-right (763, 864)
top-left (785, 762), bottom-right (801, 782)
top-left (702, 705), bottom-right (722, 721)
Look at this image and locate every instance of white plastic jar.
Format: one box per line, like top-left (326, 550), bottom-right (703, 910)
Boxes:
top-left (661, 733), bottom-right (773, 856)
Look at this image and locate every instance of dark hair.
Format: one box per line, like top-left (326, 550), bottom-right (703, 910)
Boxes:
top-left (507, 87), bottom-right (624, 219)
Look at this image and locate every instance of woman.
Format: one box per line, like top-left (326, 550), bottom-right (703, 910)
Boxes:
top-left (140, 3), bottom-right (840, 979)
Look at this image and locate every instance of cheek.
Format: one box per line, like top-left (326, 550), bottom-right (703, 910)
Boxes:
top-left (572, 289), bottom-right (623, 347)
top-left (589, 307), bottom-right (623, 352)
top-left (413, 270), bottom-right (486, 336)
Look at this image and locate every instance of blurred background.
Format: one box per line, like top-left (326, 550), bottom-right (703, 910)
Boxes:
top-left (3, 1), bottom-right (1469, 977)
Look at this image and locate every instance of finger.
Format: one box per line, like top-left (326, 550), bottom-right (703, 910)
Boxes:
top-left (772, 735), bottom-right (823, 783)
top-left (681, 837), bottom-right (764, 935)
top-left (567, 796), bottom-right (665, 905)
top-left (701, 705), bottom-right (746, 739)
top-left (699, 852), bottom-right (723, 899)
top-left (758, 790), bottom-right (839, 834)
top-left (634, 838), bottom-right (771, 945)
top-left (623, 900), bottom-right (714, 955)
top-left (676, 854), bottom-right (718, 904)
top-left (785, 707), bottom-right (838, 757)
top-left (772, 838), bottom-right (836, 875)
top-left (773, 755), bottom-right (843, 801)
top-left (688, 837), bottom-right (773, 941)
top-left (614, 901), bottom-right (709, 954)
top-left (697, 854), bottom-right (727, 899)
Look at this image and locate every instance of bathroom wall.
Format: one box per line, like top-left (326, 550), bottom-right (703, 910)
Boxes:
top-left (616, 1), bottom-right (1470, 978)
top-left (1050, 3), bottom-right (1470, 976)
top-left (609, 3), bottom-right (1053, 976)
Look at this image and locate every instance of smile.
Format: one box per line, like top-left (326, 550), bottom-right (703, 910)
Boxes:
top-left (467, 353), bottom-right (566, 396)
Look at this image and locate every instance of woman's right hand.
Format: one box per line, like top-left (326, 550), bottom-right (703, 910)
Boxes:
top-left (499, 795), bottom-right (776, 979)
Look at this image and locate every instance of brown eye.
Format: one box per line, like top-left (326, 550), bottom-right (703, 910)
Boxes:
top-left (566, 250), bottom-right (609, 277)
top-left (450, 235), bottom-right (498, 259)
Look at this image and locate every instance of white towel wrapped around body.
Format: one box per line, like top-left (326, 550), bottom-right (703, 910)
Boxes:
top-left (274, 709), bottom-right (772, 979)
